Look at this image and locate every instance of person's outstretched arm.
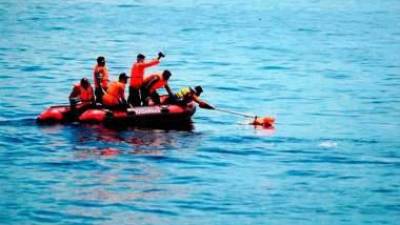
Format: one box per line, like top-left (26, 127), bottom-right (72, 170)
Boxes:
top-left (142, 59), bottom-right (160, 68)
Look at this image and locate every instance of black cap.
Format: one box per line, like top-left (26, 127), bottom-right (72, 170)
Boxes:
top-left (80, 77), bottom-right (89, 85)
top-left (119, 72), bottom-right (129, 80)
top-left (194, 86), bottom-right (203, 95)
top-left (97, 56), bottom-right (105, 64)
top-left (137, 54), bottom-right (145, 60)
top-left (80, 77), bottom-right (90, 88)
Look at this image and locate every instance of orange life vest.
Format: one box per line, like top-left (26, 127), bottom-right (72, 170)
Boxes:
top-left (93, 65), bottom-right (109, 88)
top-left (102, 81), bottom-right (125, 106)
top-left (73, 84), bottom-right (94, 102)
top-left (130, 59), bottom-right (159, 88)
top-left (143, 73), bottom-right (167, 94)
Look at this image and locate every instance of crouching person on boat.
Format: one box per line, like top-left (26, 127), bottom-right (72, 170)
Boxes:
top-left (69, 78), bottom-right (95, 105)
top-left (141, 70), bottom-right (173, 106)
top-left (69, 78), bottom-right (95, 116)
top-left (168, 86), bottom-right (214, 109)
top-left (102, 73), bottom-right (129, 109)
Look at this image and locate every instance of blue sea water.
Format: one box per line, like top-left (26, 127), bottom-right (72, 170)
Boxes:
top-left (1, 0), bottom-right (400, 224)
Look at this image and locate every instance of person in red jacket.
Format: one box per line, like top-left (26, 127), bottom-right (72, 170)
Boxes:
top-left (93, 56), bottom-right (109, 104)
top-left (69, 77), bottom-right (95, 117)
top-left (141, 70), bottom-right (173, 105)
top-left (128, 52), bottom-right (165, 106)
top-left (102, 73), bottom-right (129, 109)
top-left (69, 78), bottom-right (95, 104)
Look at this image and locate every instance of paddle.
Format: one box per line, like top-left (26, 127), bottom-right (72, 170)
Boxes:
top-left (199, 102), bottom-right (275, 127)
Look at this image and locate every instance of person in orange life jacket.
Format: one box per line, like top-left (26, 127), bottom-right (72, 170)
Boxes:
top-left (69, 77), bottom-right (95, 103)
top-left (141, 70), bottom-right (173, 105)
top-left (69, 78), bottom-right (95, 116)
top-left (168, 86), bottom-right (215, 109)
top-left (102, 73), bottom-right (129, 109)
top-left (93, 56), bottom-right (109, 104)
top-left (128, 52), bottom-right (165, 106)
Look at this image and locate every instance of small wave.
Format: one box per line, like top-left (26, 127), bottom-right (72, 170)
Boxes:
top-left (215, 86), bottom-right (241, 92)
top-left (296, 28), bottom-right (319, 33)
top-left (20, 65), bottom-right (49, 72)
top-left (265, 47), bottom-right (291, 53)
top-left (20, 16), bottom-right (41, 22)
top-left (50, 26), bottom-right (66, 31)
top-left (0, 75), bottom-right (13, 79)
top-left (117, 4), bottom-right (140, 8)
top-left (336, 138), bottom-right (379, 144)
top-left (273, 136), bottom-right (309, 144)
top-left (241, 45), bottom-right (266, 50)
top-left (259, 65), bottom-right (291, 71)
top-left (200, 61), bottom-right (231, 66)
top-left (286, 169), bottom-right (315, 177)
top-left (169, 175), bottom-right (206, 185)
top-left (371, 188), bottom-right (397, 194)
top-left (338, 175), bottom-right (360, 180)
top-left (318, 141), bottom-right (338, 148)
top-left (109, 39), bottom-right (126, 43)
top-left (135, 207), bottom-right (178, 216)
top-left (0, 118), bottom-right (36, 126)
top-left (324, 73), bottom-right (350, 79)
top-left (127, 31), bottom-right (145, 35)
top-left (200, 146), bottom-right (266, 157)
top-left (54, 56), bottom-right (74, 61)
top-left (37, 75), bottom-right (54, 79)
top-left (180, 27), bottom-right (199, 32)
top-left (325, 32), bottom-right (351, 37)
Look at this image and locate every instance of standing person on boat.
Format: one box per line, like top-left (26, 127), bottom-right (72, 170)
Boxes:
top-left (102, 73), bottom-right (129, 109)
top-left (93, 56), bottom-right (109, 104)
top-left (169, 86), bottom-right (214, 109)
top-left (128, 52), bottom-right (165, 106)
top-left (141, 70), bottom-right (173, 105)
top-left (69, 77), bottom-right (95, 116)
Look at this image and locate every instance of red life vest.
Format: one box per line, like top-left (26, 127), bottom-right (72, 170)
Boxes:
top-left (143, 73), bottom-right (167, 94)
top-left (93, 65), bottom-right (109, 88)
top-left (74, 84), bottom-right (94, 102)
top-left (130, 59), bottom-right (159, 88)
top-left (102, 81), bottom-right (125, 106)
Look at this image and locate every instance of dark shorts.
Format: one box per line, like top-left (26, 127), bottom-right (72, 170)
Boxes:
top-left (128, 86), bottom-right (148, 106)
top-left (95, 87), bottom-right (103, 104)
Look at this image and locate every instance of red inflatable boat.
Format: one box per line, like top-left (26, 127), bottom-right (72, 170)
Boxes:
top-left (37, 102), bottom-right (197, 127)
